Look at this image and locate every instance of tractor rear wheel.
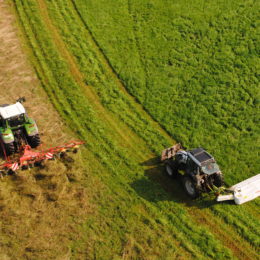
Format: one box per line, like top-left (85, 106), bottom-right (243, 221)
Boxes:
top-left (27, 134), bottom-right (41, 148)
top-left (165, 163), bottom-right (174, 177)
top-left (182, 175), bottom-right (200, 199)
top-left (4, 142), bottom-right (15, 156)
top-left (165, 161), bottom-right (178, 178)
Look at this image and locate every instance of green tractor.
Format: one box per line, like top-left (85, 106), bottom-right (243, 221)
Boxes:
top-left (0, 98), bottom-right (41, 156)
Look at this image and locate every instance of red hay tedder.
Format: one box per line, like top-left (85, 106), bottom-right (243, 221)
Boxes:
top-left (0, 98), bottom-right (84, 177)
top-left (0, 141), bottom-right (84, 176)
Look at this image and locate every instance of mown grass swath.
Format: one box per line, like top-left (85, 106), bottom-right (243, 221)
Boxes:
top-left (13, 0), bottom-right (259, 258)
top-left (45, 0), bottom-right (173, 155)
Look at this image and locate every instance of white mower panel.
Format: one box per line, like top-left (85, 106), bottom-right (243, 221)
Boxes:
top-left (217, 174), bottom-right (260, 205)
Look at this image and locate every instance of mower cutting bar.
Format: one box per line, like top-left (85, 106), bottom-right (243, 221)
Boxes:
top-left (217, 174), bottom-right (260, 205)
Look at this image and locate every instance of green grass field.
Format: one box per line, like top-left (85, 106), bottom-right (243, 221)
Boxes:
top-left (74, 0), bottom-right (260, 184)
top-left (5, 0), bottom-right (260, 258)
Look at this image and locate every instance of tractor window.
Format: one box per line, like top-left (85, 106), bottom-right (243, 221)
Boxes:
top-left (8, 114), bottom-right (26, 127)
top-left (201, 162), bottom-right (220, 175)
top-left (186, 157), bottom-right (198, 174)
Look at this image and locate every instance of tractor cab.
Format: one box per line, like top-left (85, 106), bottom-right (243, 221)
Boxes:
top-left (187, 148), bottom-right (220, 175)
top-left (7, 113), bottom-right (27, 129)
top-left (0, 102), bottom-right (30, 130)
top-left (0, 102), bottom-right (26, 122)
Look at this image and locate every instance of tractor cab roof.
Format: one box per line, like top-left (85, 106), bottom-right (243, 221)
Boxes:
top-left (0, 102), bottom-right (26, 120)
top-left (188, 148), bottom-right (215, 166)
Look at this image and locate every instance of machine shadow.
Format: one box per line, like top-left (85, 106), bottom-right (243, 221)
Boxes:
top-left (140, 156), bottom-right (161, 167)
top-left (131, 157), bottom-right (219, 209)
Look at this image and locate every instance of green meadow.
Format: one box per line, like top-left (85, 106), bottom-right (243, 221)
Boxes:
top-left (7, 0), bottom-right (259, 258)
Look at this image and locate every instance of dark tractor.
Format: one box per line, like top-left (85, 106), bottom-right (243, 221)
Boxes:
top-left (161, 144), bottom-right (224, 198)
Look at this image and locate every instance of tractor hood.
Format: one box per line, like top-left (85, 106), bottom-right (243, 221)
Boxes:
top-left (0, 102), bottom-right (26, 119)
top-left (0, 128), bottom-right (14, 144)
top-left (24, 119), bottom-right (39, 136)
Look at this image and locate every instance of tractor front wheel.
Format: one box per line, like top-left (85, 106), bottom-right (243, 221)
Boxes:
top-left (213, 173), bottom-right (224, 187)
top-left (182, 175), bottom-right (200, 199)
top-left (4, 142), bottom-right (15, 156)
top-left (27, 134), bottom-right (41, 148)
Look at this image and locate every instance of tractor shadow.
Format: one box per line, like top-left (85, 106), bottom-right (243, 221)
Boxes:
top-left (131, 156), bottom-right (219, 209)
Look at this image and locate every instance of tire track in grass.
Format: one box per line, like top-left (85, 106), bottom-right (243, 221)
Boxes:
top-left (187, 207), bottom-right (259, 260)
top-left (127, 0), bottom-right (149, 94)
top-left (210, 204), bottom-right (260, 249)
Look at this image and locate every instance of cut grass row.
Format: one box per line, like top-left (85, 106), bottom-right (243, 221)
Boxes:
top-left (11, 0), bottom-right (242, 258)
top-left (47, 0), bottom-right (259, 251)
top-left (45, 0), bottom-right (173, 156)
